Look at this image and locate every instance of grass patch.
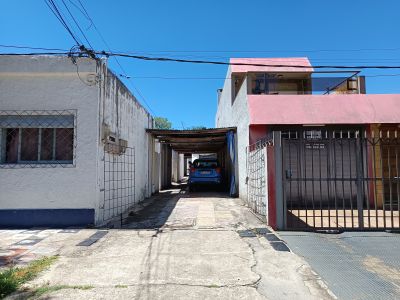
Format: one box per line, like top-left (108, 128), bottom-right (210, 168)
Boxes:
top-left (115, 284), bottom-right (128, 288)
top-left (0, 256), bottom-right (58, 299)
top-left (29, 284), bottom-right (94, 298)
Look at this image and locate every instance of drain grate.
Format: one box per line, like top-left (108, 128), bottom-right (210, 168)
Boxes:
top-left (264, 233), bottom-right (281, 242)
top-left (270, 241), bottom-right (291, 252)
top-left (253, 228), bottom-right (271, 235)
top-left (77, 230), bottom-right (108, 246)
top-left (237, 230), bottom-right (257, 238)
top-left (14, 236), bottom-right (43, 246)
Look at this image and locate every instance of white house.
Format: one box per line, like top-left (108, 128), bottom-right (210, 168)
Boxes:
top-left (0, 55), bottom-right (159, 227)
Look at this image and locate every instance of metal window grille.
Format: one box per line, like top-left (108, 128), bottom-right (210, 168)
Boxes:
top-left (0, 110), bottom-right (77, 168)
top-left (102, 142), bottom-right (135, 223)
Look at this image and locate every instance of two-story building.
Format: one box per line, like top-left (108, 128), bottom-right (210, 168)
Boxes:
top-left (216, 58), bottom-right (400, 231)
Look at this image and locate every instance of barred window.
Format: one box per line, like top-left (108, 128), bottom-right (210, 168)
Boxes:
top-left (0, 113), bottom-right (75, 166)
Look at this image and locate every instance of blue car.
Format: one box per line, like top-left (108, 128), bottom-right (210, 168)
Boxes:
top-left (188, 158), bottom-right (222, 191)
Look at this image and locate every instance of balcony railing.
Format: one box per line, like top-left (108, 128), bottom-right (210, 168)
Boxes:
top-left (247, 71), bottom-right (363, 95)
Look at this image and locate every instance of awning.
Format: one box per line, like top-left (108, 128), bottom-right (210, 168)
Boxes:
top-left (147, 127), bottom-right (236, 153)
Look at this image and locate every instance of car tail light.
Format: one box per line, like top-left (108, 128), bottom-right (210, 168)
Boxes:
top-left (216, 167), bottom-right (221, 174)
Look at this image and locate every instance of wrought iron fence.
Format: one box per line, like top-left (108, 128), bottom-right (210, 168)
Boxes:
top-left (282, 130), bottom-right (400, 230)
top-left (246, 137), bottom-right (273, 217)
top-left (102, 142), bottom-right (135, 223)
top-left (0, 110), bottom-right (77, 168)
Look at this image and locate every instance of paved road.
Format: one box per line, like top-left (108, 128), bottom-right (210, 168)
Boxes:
top-left (1, 186), bottom-right (332, 299)
top-left (278, 231), bottom-right (400, 300)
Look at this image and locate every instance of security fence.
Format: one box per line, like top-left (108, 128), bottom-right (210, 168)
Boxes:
top-left (0, 110), bottom-right (76, 168)
top-left (246, 136), bottom-right (273, 217)
top-left (282, 130), bottom-right (400, 230)
top-left (102, 142), bottom-right (135, 223)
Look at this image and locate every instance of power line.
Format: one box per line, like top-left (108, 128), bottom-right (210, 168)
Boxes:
top-left (97, 52), bottom-right (400, 69)
top-left (44, 0), bottom-right (82, 46)
top-left (59, 0), bottom-right (95, 50)
top-left (4, 44), bottom-right (400, 63)
top-left (117, 73), bottom-right (400, 81)
top-left (75, 0), bottom-right (157, 116)
top-left (0, 52), bottom-right (73, 56)
top-left (0, 44), bottom-right (69, 52)
top-left (109, 47), bottom-right (400, 54)
top-left (3, 50), bottom-right (400, 70)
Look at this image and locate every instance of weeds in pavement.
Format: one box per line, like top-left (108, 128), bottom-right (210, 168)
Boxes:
top-left (0, 256), bottom-right (58, 299)
top-left (29, 284), bottom-right (93, 299)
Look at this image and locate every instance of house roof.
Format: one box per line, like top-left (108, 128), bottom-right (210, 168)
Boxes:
top-left (230, 57), bottom-right (314, 73)
top-left (247, 94), bottom-right (400, 125)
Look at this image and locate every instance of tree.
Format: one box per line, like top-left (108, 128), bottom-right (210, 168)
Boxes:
top-left (190, 126), bottom-right (207, 130)
top-left (154, 117), bottom-right (172, 129)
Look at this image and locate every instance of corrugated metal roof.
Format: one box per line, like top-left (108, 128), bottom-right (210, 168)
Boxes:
top-left (147, 127), bottom-right (236, 153)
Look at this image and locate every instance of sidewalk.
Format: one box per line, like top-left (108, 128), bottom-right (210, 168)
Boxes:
top-left (1, 188), bottom-right (334, 299)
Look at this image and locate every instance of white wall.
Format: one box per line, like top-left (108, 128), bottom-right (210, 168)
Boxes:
top-left (215, 67), bottom-right (250, 200)
top-left (0, 56), bottom-right (99, 210)
top-left (97, 62), bottom-right (154, 224)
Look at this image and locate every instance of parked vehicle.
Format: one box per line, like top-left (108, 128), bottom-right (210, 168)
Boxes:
top-left (188, 158), bottom-right (222, 191)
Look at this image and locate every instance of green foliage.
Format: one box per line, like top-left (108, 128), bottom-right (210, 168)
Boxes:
top-left (0, 256), bottom-right (58, 299)
top-left (190, 126), bottom-right (207, 130)
top-left (30, 284), bottom-right (94, 298)
top-left (0, 269), bottom-right (18, 299)
top-left (154, 117), bottom-right (172, 129)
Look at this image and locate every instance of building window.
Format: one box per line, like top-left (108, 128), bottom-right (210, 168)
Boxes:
top-left (0, 111), bottom-right (76, 168)
top-left (249, 73), bottom-right (309, 95)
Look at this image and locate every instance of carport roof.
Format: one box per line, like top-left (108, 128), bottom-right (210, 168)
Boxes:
top-left (147, 127), bottom-right (236, 153)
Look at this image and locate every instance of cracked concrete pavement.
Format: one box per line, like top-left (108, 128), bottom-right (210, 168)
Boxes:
top-left (2, 187), bottom-right (334, 299)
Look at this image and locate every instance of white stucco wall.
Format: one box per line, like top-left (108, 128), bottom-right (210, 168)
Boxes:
top-left (0, 55), bottom-right (99, 211)
top-left (215, 67), bottom-right (250, 200)
top-left (97, 62), bottom-right (154, 224)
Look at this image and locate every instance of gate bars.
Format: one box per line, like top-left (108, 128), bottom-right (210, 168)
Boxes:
top-left (282, 130), bottom-right (400, 230)
top-left (246, 137), bottom-right (273, 217)
top-left (102, 142), bottom-right (135, 223)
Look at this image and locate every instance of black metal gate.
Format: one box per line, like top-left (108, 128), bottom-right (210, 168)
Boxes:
top-left (282, 130), bottom-right (400, 230)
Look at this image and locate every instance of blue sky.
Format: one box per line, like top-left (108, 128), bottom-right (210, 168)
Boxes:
top-left (1, 0), bottom-right (400, 128)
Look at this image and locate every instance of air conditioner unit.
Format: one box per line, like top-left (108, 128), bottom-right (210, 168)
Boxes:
top-left (104, 135), bottom-right (128, 155)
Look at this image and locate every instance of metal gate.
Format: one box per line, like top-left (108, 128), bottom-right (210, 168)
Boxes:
top-left (102, 142), bottom-right (135, 223)
top-left (246, 138), bottom-right (272, 216)
top-left (282, 130), bottom-right (400, 230)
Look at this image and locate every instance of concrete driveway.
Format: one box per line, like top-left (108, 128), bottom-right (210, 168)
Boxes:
top-left (278, 231), bottom-right (400, 300)
top-left (1, 186), bottom-right (333, 299)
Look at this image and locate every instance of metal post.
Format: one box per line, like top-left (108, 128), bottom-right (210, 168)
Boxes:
top-left (356, 136), bottom-right (364, 228)
top-left (274, 131), bottom-right (285, 230)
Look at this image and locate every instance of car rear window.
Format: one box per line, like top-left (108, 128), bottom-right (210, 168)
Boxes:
top-left (193, 160), bottom-right (218, 168)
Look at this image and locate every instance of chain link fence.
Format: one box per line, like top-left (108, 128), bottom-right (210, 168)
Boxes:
top-left (0, 110), bottom-right (76, 168)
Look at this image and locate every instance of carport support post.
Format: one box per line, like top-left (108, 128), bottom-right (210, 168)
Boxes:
top-left (273, 131), bottom-right (285, 230)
